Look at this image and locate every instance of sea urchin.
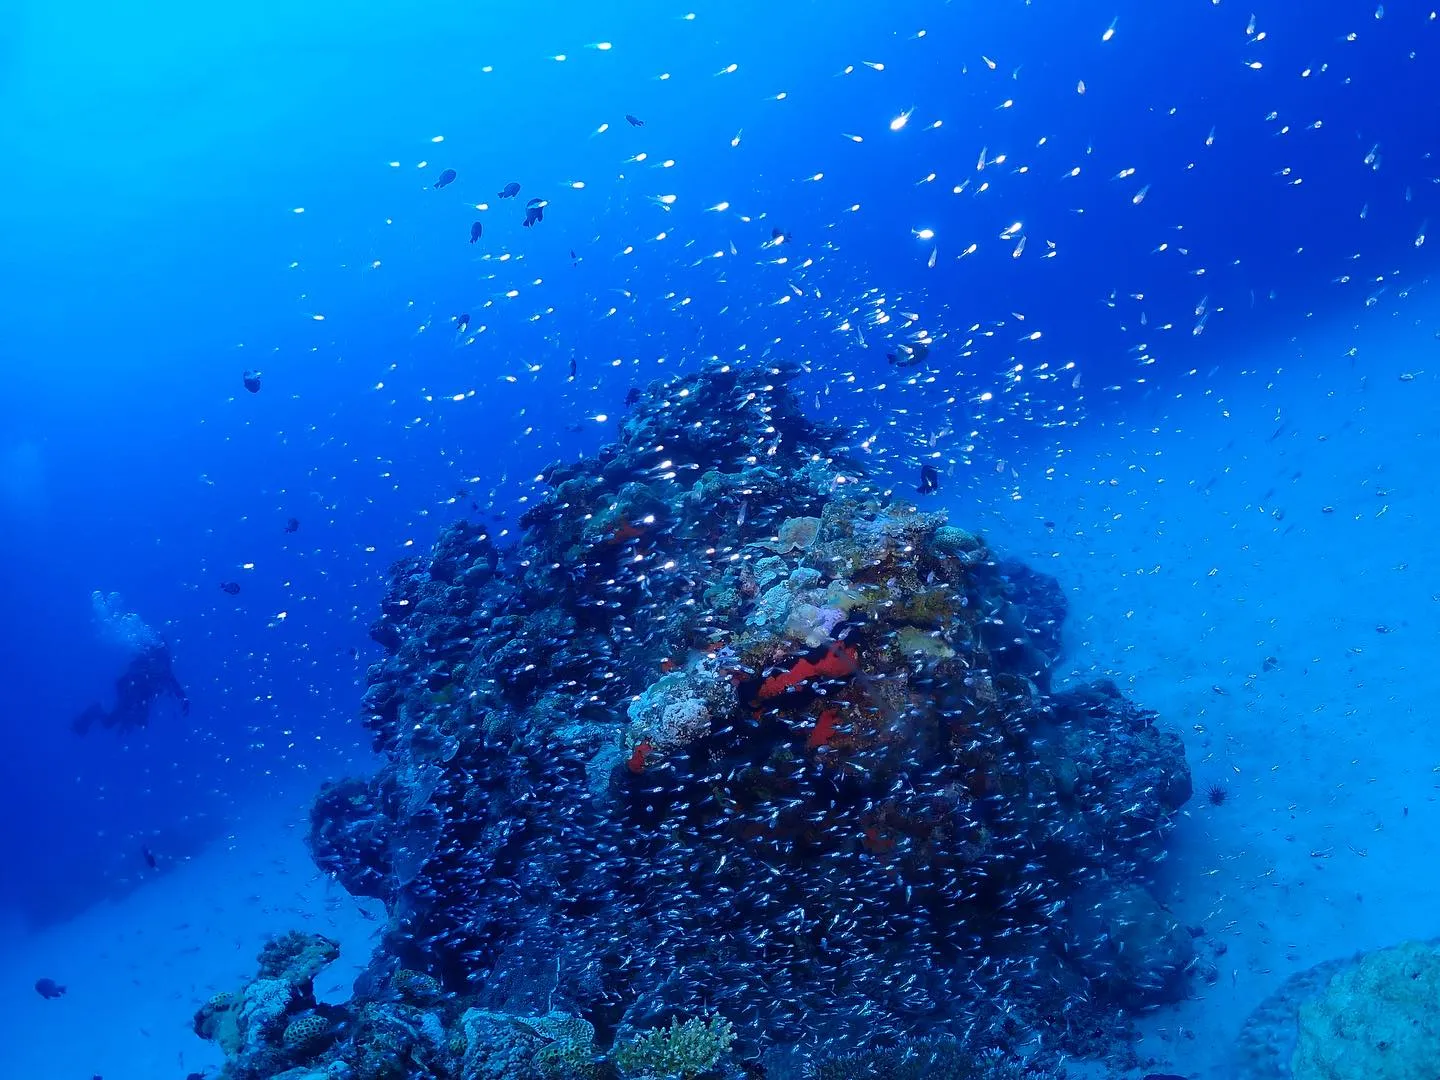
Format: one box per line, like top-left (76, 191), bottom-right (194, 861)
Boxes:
top-left (1206, 782), bottom-right (1228, 806)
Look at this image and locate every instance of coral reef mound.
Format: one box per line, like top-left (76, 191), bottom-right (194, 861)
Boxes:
top-left (285, 361), bottom-right (1191, 1077)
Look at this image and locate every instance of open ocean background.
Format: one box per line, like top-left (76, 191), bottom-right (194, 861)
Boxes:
top-left (2, 0), bottom-right (1438, 1076)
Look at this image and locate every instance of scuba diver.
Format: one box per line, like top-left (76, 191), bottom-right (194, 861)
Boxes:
top-left (72, 639), bottom-right (190, 735)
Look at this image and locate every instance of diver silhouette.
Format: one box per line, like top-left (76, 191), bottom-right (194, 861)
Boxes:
top-left (72, 640), bottom-right (190, 735)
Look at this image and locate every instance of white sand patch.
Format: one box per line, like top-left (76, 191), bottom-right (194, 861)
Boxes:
top-left (0, 793), bottom-right (378, 1080)
top-left (972, 317), bottom-right (1440, 1076)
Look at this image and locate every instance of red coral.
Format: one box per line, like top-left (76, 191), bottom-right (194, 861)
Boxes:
top-left (748, 641), bottom-right (858, 706)
top-left (607, 519), bottom-right (647, 545)
top-left (861, 825), bottom-right (897, 854)
top-left (627, 740), bottom-right (654, 773)
top-left (808, 707), bottom-right (841, 749)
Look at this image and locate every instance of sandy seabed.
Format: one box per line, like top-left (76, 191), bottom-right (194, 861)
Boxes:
top-left (0, 797), bottom-right (377, 1079)
top-left (978, 316), bottom-right (1440, 1078)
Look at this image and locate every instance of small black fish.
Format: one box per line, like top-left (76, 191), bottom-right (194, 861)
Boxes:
top-left (568, 356), bottom-right (577, 380)
top-left (457, 313), bottom-right (470, 334)
top-left (469, 221), bottom-right (483, 243)
top-left (34, 978), bottom-right (65, 999)
top-left (770, 227), bottom-right (792, 244)
top-left (523, 203), bottom-right (545, 228)
top-left (498, 182), bottom-right (521, 199)
top-left (887, 342), bottom-right (929, 369)
top-left (625, 387), bottom-right (641, 406)
top-left (434, 168), bottom-right (457, 189)
top-left (570, 249), bottom-right (579, 265)
top-left (242, 370), bottom-right (261, 393)
top-left (916, 465), bottom-right (939, 494)
top-left (142, 846), bottom-right (157, 870)
top-left (348, 647), bottom-right (359, 659)
top-left (625, 114), bottom-right (644, 127)
top-left (284, 517), bottom-right (300, 533)
top-left (219, 581), bottom-right (241, 596)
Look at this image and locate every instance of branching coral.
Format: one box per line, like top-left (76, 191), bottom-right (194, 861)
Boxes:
top-left (613, 1015), bottom-right (736, 1080)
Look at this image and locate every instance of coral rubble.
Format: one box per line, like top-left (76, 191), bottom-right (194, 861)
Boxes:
top-left (206, 361), bottom-right (1193, 1078)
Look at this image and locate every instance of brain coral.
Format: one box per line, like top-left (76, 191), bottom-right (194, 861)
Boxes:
top-left (1291, 939), bottom-right (1440, 1080)
top-left (283, 1013), bottom-right (332, 1052)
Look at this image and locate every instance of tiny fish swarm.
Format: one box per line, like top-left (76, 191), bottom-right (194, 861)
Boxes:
top-left (285, 362), bottom-right (1191, 1077)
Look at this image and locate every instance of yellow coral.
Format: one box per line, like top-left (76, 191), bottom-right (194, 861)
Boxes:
top-left (896, 626), bottom-right (955, 659)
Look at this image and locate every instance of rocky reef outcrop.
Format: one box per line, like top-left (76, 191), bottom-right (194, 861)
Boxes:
top-left (193, 932), bottom-right (347, 1077)
top-left (208, 361), bottom-right (1193, 1078)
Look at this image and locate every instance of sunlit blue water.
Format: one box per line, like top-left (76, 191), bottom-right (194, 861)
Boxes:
top-left (3, 1), bottom-right (1438, 1077)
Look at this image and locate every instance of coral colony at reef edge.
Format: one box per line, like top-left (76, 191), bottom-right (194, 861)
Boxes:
top-left (195, 362), bottom-right (1196, 1079)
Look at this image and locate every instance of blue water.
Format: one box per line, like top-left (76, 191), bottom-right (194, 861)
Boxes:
top-left (3, 0), bottom-right (1438, 1076)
